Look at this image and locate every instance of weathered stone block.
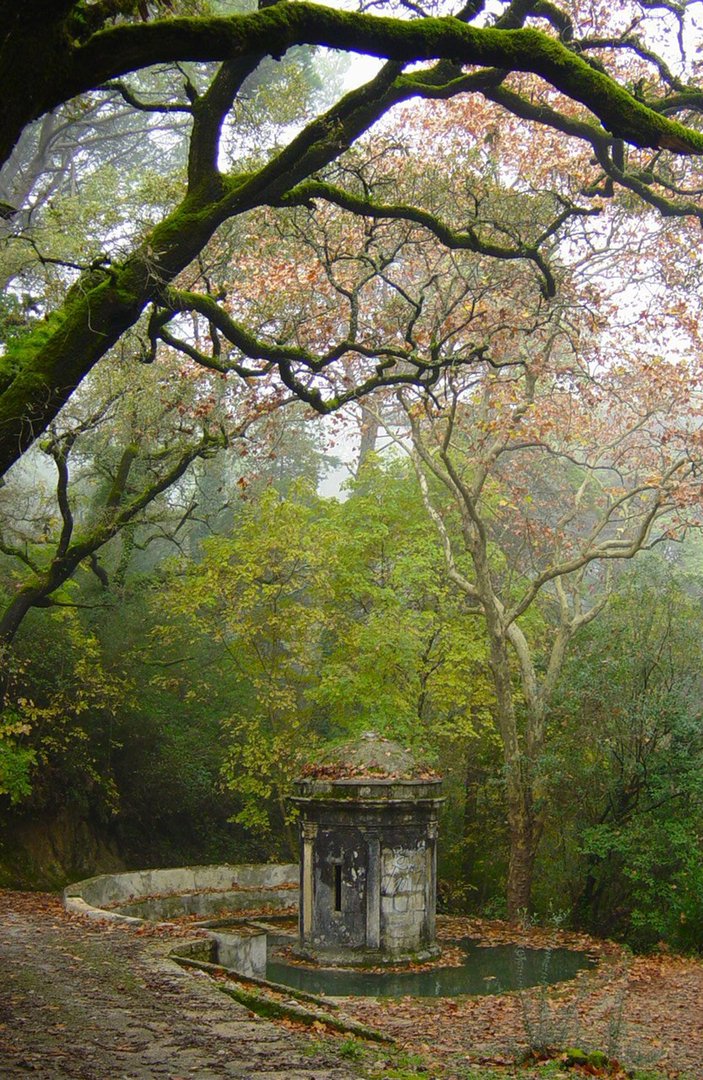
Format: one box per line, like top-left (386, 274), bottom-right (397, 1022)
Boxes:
top-left (213, 929), bottom-right (267, 978)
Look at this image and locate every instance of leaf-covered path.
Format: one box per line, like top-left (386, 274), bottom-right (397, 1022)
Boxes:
top-left (344, 920), bottom-right (703, 1079)
top-left (2, 892), bottom-right (703, 1080)
top-left (0, 890), bottom-right (357, 1080)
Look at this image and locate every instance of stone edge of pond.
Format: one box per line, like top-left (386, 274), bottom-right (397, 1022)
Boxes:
top-left (169, 939), bottom-right (394, 1044)
top-left (62, 862), bottom-right (299, 924)
top-left (61, 864), bottom-right (624, 1026)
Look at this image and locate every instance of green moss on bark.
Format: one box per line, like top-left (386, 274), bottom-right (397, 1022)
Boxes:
top-left (76, 6), bottom-right (703, 154)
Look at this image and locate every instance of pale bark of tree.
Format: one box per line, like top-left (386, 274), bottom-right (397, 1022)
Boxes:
top-left (355, 404), bottom-right (380, 477)
top-left (403, 379), bottom-right (690, 920)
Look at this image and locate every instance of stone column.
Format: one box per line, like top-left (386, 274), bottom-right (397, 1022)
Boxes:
top-left (301, 821), bottom-right (318, 944)
top-left (425, 821), bottom-right (438, 943)
top-left (365, 832), bottom-right (381, 951)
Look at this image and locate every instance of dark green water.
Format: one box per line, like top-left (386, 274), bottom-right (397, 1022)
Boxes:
top-left (266, 939), bottom-right (593, 997)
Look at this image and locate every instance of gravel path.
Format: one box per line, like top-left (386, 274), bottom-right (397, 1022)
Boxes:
top-left (0, 891), bottom-right (360, 1080)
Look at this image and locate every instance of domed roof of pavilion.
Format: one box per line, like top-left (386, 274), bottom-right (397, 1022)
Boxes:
top-left (299, 731), bottom-right (440, 782)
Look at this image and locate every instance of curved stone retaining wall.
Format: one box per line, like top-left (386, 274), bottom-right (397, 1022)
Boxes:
top-left (63, 863), bottom-right (299, 924)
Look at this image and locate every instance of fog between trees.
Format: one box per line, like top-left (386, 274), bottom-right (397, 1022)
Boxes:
top-left (3, 0), bottom-right (703, 943)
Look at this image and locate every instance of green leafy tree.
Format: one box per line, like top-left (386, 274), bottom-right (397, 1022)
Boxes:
top-left (102, 580), bottom-right (251, 866)
top-left (314, 455), bottom-right (492, 743)
top-left (152, 459), bottom-right (495, 861)
top-left (317, 457), bottom-right (500, 906)
top-left (161, 482), bottom-right (333, 853)
top-left (0, 655), bottom-right (35, 804)
top-left (547, 556), bottom-right (703, 949)
top-left (0, 352), bottom-right (237, 648)
top-left (0, 605), bottom-right (132, 818)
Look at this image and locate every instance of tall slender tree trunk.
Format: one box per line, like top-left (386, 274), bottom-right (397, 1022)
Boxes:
top-left (505, 781), bottom-right (539, 921)
top-left (486, 627), bottom-right (539, 921)
top-left (355, 404), bottom-right (380, 476)
top-left (461, 754), bottom-right (480, 883)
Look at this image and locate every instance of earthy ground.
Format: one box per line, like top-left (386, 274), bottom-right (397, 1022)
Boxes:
top-left (0, 890), bottom-right (358, 1080)
top-left (343, 919), bottom-right (703, 1079)
top-left (2, 891), bottom-right (703, 1080)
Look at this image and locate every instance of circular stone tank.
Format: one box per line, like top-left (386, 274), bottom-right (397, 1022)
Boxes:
top-left (291, 732), bottom-right (443, 965)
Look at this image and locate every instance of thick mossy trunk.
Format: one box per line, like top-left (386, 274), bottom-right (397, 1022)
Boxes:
top-left (0, 195), bottom-right (225, 478)
top-left (0, 278), bottom-right (143, 476)
top-left (0, 589), bottom-right (45, 649)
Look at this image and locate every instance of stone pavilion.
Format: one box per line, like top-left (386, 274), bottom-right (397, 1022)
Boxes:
top-left (291, 732), bottom-right (444, 964)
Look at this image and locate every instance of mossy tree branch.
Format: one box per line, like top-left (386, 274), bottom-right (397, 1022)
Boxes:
top-left (4, 1), bottom-right (703, 480)
top-left (4, 2), bottom-right (703, 170)
top-left (0, 59), bottom-right (417, 476)
top-left (0, 54), bottom-right (520, 477)
top-left (157, 286), bottom-right (492, 414)
top-left (0, 425), bottom-right (229, 646)
top-left (58, 8), bottom-right (703, 153)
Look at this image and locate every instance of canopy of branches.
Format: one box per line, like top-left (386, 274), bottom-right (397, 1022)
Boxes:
top-left (3, 0), bottom-right (703, 477)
